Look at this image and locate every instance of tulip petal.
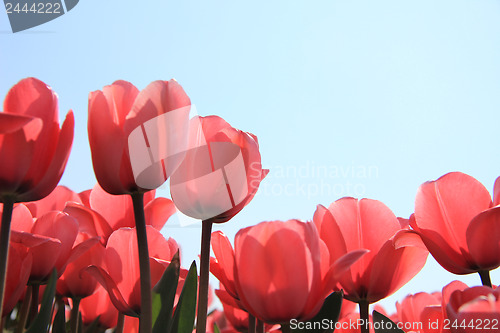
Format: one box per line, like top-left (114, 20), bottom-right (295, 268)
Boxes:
top-left (494, 176), bottom-right (500, 207)
top-left (89, 183), bottom-right (135, 230)
top-left (88, 90), bottom-right (132, 194)
top-left (0, 113), bottom-right (42, 138)
top-left (313, 204), bottom-right (348, 262)
top-left (26, 185), bottom-right (81, 217)
top-left (18, 111), bottom-right (74, 202)
top-left (211, 231), bottom-right (237, 297)
top-left (63, 202), bottom-right (113, 242)
top-left (32, 211), bottom-right (78, 274)
top-left (10, 203), bottom-right (34, 233)
top-left (124, 80), bottom-right (191, 137)
top-left (368, 236), bottom-right (428, 303)
top-left (235, 221), bottom-right (313, 322)
top-left (85, 265), bottom-right (138, 316)
top-left (144, 197), bottom-right (176, 231)
top-left (466, 206), bottom-right (500, 271)
top-left (414, 172), bottom-right (492, 269)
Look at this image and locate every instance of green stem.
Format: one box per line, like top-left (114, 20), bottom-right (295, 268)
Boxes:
top-left (248, 314), bottom-right (256, 333)
top-left (71, 298), bottom-right (81, 333)
top-left (195, 220), bottom-right (213, 333)
top-left (15, 286), bottom-right (31, 333)
top-left (479, 270), bottom-right (492, 288)
top-left (359, 300), bottom-right (369, 333)
top-left (28, 283), bottom-right (40, 324)
top-left (281, 323), bottom-right (292, 333)
top-left (114, 313), bottom-right (124, 333)
top-left (131, 192), bottom-right (152, 333)
top-left (0, 198), bottom-right (14, 318)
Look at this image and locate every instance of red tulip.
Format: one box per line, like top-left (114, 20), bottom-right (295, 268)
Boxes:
top-left (0, 77), bottom-right (74, 202)
top-left (210, 231), bottom-right (240, 309)
top-left (9, 204), bottom-right (97, 283)
top-left (170, 115), bottom-right (268, 223)
top-left (447, 286), bottom-right (500, 333)
top-left (25, 185), bottom-right (82, 217)
top-left (88, 80), bottom-right (191, 195)
top-left (394, 292), bottom-right (441, 332)
top-left (413, 172), bottom-right (500, 275)
top-left (313, 198), bottom-right (429, 304)
top-left (232, 220), bottom-right (363, 324)
top-left (85, 226), bottom-right (179, 316)
top-left (63, 183), bottom-right (176, 244)
top-left (2, 243), bottom-right (32, 317)
top-left (57, 232), bottom-right (105, 298)
top-left (80, 285), bottom-right (119, 329)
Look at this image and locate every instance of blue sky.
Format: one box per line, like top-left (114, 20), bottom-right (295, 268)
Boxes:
top-left (2, 0), bottom-right (500, 312)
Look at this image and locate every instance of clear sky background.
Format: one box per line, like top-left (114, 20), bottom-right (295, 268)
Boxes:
top-left (1, 0), bottom-right (500, 313)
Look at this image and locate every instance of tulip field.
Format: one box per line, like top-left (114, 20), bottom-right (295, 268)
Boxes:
top-left (2, 1), bottom-right (500, 333)
top-left (0, 76), bottom-right (499, 333)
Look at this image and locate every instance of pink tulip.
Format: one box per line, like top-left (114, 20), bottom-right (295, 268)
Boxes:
top-left (80, 285), bottom-right (119, 329)
top-left (447, 286), bottom-right (500, 333)
top-left (88, 80), bottom-right (191, 195)
top-left (0, 78), bottom-right (74, 202)
top-left (85, 226), bottom-right (179, 316)
top-left (313, 198), bottom-right (429, 304)
top-left (233, 220), bottom-right (363, 323)
top-left (170, 115), bottom-right (268, 223)
top-left (63, 183), bottom-right (176, 244)
top-left (413, 172), bottom-right (500, 275)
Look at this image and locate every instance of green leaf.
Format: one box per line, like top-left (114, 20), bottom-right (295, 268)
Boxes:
top-left (26, 269), bottom-right (57, 333)
top-left (152, 251), bottom-right (180, 333)
top-left (291, 291), bottom-right (344, 333)
top-left (51, 298), bottom-right (67, 333)
top-left (169, 260), bottom-right (198, 333)
top-left (213, 323), bottom-right (221, 333)
top-left (83, 315), bottom-right (101, 333)
top-left (372, 310), bottom-right (405, 333)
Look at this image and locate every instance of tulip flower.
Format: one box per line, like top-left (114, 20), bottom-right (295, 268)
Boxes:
top-left (85, 226), bottom-right (179, 316)
top-left (170, 115), bottom-right (268, 224)
top-left (88, 79), bottom-right (191, 195)
top-left (313, 198), bottom-right (429, 333)
top-left (80, 285), bottom-right (119, 330)
top-left (231, 220), bottom-right (365, 330)
top-left (394, 292), bottom-right (441, 332)
top-left (447, 286), bottom-right (500, 333)
top-left (57, 233), bottom-right (106, 298)
top-left (88, 79), bottom-right (191, 333)
top-left (413, 172), bottom-right (500, 286)
top-left (2, 243), bottom-right (32, 317)
top-left (0, 77), bottom-right (74, 316)
top-left (25, 185), bottom-right (82, 218)
top-left (63, 183), bottom-right (176, 244)
top-left (169, 115), bottom-right (267, 333)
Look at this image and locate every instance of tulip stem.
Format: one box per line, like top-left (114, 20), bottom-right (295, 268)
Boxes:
top-left (115, 313), bottom-right (124, 333)
top-left (0, 197), bottom-right (14, 318)
top-left (70, 298), bottom-right (81, 333)
top-left (28, 284), bottom-right (40, 324)
top-left (257, 319), bottom-right (264, 333)
top-left (248, 314), bottom-right (256, 333)
top-left (280, 323), bottom-right (292, 333)
top-left (131, 192), bottom-right (152, 333)
top-left (359, 300), bottom-right (370, 333)
top-left (196, 220), bottom-right (213, 333)
top-left (479, 270), bottom-right (492, 288)
top-left (15, 286), bottom-right (31, 333)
